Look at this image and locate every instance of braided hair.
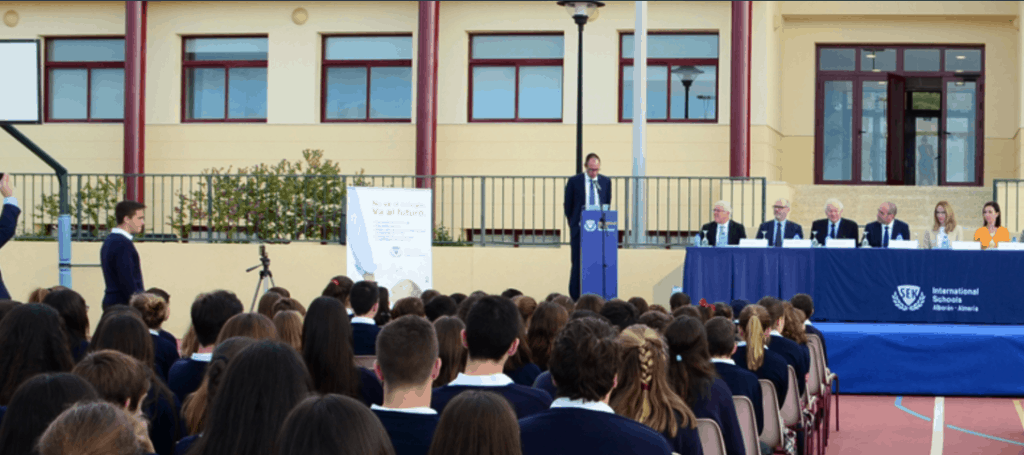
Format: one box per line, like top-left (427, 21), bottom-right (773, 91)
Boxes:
top-left (610, 325), bottom-right (696, 437)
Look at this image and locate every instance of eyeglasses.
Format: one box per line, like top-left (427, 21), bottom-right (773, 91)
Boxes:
top-left (713, 209), bottom-right (728, 213)
top-left (772, 206), bottom-right (787, 210)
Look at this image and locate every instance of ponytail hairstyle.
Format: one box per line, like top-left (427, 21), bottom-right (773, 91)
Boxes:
top-left (321, 276), bottom-right (354, 306)
top-left (758, 297), bottom-right (785, 332)
top-left (738, 305), bottom-right (771, 371)
top-left (610, 325), bottom-right (696, 437)
top-left (664, 317), bottom-right (718, 407)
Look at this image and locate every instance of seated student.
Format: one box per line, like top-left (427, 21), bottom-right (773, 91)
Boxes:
top-left (782, 304), bottom-right (809, 350)
top-left (179, 337), bottom-right (255, 441)
top-left (145, 287), bottom-right (178, 346)
top-left (273, 311), bottom-right (304, 352)
top-left (372, 315), bottom-right (442, 455)
top-left (733, 305), bottom-right (788, 404)
top-left (0, 373), bottom-right (98, 455)
top-left (503, 324), bottom-right (541, 387)
top-left (431, 295), bottom-right (552, 419)
top-left (0, 304), bottom-right (75, 407)
top-left (427, 391), bottom-right (522, 455)
top-left (71, 350), bottom-right (151, 422)
top-left (214, 313), bottom-right (277, 343)
top-left (277, 395), bottom-right (395, 455)
top-left (600, 299), bottom-right (638, 332)
top-left (526, 302), bottom-right (569, 372)
top-left (666, 317), bottom-right (746, 455)
top-left (519, 317), bottom-right (672, 455)
top-left (669, 292), bottom-right (691, 311)
top-left (432, 316), bottom-right (467, 388)
top-left (350, 281), bottom-right (382, 356)
top-left (303, 296), bottom-right (383, 406)
top-left (38, 401), bottom-right (154, 455)
top-left (706, 317), bottom-right (764, 435)
top-left (130, 293), bottom-right (180, 381)
top-left (790, 294), bottom-right (827, 365)
top-left (322, 275), bottom-right (355, 317)
top-left (168, 291), bottom-right (243, 404)
top-left (610, 325), bottom-right (702, 455)
top-left (41, 289), bottom-right (91, 362)
top-left (759, 298), bottom-right (809, 396)
top-left (425, 295), bottom-right (457, 322)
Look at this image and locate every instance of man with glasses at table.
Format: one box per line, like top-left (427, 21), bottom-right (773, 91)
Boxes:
top-left (700, 200), bottom-right (746, 246)
top-left (756, 199), bottom-right (804, 247)
top-left (811, 198), bottom-right (859, 246)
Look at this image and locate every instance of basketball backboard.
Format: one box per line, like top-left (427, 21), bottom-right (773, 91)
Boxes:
top-left (0, 40), bottom-right (41, 124)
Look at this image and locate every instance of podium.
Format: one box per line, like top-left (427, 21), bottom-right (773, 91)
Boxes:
top-left (579, 208), bottom-right (618, 300)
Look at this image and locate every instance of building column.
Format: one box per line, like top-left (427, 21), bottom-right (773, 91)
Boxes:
top-left (730, 1), bottom-right (752, 177)
top-left (124, 0), bottom-right (146, 201)
top-left (415, 1), bottom-right (440, 188)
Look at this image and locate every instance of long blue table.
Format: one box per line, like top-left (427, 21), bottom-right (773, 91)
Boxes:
top-left (682, 247), bottom-right (1024, 324)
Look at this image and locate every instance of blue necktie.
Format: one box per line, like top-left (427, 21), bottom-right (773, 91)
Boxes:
top-left (773, 221), bottom-right (781, 247)
top-left (830, 223), bottom-right (837, 239)
top-left (588, 180), bottom-right (597, 206)
top-left (717, 226), bottom-right (726, 246)
top-left (883, 226), bottom-right (889, 248)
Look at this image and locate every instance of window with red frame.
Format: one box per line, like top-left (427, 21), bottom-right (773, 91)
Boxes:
top-left (322, 35), bottom-right (413, 122)
top-left (619, 33), bottom-right (719, 122)
top-left (469, 34), bottom-right (564, 122)
top-left (182, 36), bottom-right (268, 122)
top-left (45, 38), bottom-right (125, 122)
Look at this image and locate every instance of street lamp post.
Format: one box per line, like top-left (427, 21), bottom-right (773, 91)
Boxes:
top-left (671, 65), bottom-right (703, 119)
top-left (558, 1), bottom-right (605, 174)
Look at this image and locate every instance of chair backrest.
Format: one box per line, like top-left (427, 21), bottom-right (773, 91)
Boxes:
top-left (732, 395), bottom-right (761, 455)
top-left (779, 365), bottom-right (801, 427)
top-left (759, 379), bottom-right (784, 448)
top-left (806, 334), bottom-right (828, 385)
top-left (353, 355), bottom-right (377, 370)
top-left (806, 340), bottom-right (824, 397)
top-left (696, 418), bottom-right (728, 455)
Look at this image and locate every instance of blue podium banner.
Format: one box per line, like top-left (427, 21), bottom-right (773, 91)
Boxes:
top-left (682, 247), bottom-right (1024, 324)
top-left (580, 210), bottom-right (617, 300)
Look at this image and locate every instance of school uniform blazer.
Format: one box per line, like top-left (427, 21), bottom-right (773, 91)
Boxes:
top-left (863, 219), bottom-right (912, 247)
top-left (768, 334), bottom-right (810, 396)
top-left (144, 385), bottom-right (181, 455)
top-left (714, 361), bottom-right (764, 434)
top-left (532, 370), bottom-right (557, 398)
top-left (732, 345), bottom-right (789, 404)
top-left (755, 220), bottom-right (804, 246)
top-left (563, 173), bottom-right (611, 231)
top-left (167, 358), bottom-right (209, 405)
top-left (507, 363), bottom-right (542, 387)
top-left (688, 378), bottom-right (746, 455)
top-left (519, 408), bottom-right (672, 455)
top-left (432, 382), bottom-right (552, 419)
top-left (699, 220), bottom-right (747, 246)
top-left (359, 367), bottom-right (385, 406)
top-left (372, 408), bottom-right (439, 455)
top-left (152, 334), bottom-right (181, 382)
top-left (100, 232), bottom-right (144, 307)
top-left (810, 218), bottom-right (859, 246)
top-left (351, 321), bottom-right (381, 356)
top-left (662, 410), bottom-right (704, 455)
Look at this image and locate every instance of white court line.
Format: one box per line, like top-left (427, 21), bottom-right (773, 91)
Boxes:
top-left (931, 396), bottom-right (945, 455)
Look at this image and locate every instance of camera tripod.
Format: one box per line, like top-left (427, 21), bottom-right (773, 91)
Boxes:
top-left (247, 245), bottom-right (275, 312)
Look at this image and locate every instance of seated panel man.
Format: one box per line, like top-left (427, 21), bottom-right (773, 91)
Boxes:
top-left (700, 200), bottom-right (746, 246)
top-left (863, 202), bottom-right (911, 248)
top-left (756, 198), bottom-right (804, 247)
top-left (810, 198), bottom-right (859, 246)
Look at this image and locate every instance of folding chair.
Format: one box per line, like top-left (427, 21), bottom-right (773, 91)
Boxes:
top-left (781, 365), bottom-right (813, 455)
top-left (733, 395), bottom-right (760, 455)
top-left (806, 340), bottom-right (828, 452)
top-left (696, 418), bottom-right (728, 455)
top-left (807, 334), bottom-right (838, 435)
top-left (758, 379), bottom-right (785, 453)
top-left (353, 355), bottom-right (377, 370)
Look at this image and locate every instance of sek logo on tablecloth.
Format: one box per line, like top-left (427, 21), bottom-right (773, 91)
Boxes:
top-left (892, 285), bottom-right (926, 311)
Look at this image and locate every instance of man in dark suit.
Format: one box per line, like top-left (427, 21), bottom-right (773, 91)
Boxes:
top-left (699, 200), bottom-right (746, 246)
top-left (810, 198), bottom-right (859, 246)
top-left (563, 153), bottom-right (611, 301)
top-left (0, 174), bottom-right (20, 300)
top-left (756, 198), bottom-right (804, 247)
top-left (100, 200), bottom-right (146, 308)
top-left (863, 202), bottom-right (911, 248)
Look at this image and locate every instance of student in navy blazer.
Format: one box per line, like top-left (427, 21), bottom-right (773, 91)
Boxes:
top-left (168, 291), bottom-right (243, 404)
top-left (563, 153), bottom-right (611, 300)
top-left (755, 199), bottom-right (804, 247)
top-left (372, 315), bottom-right (441, 455)
top-left (100, 201), bottom-right (147, 308)
top-left (0, 174), bottom-right (20, 300)
top-left (706, 317), bottom-right (764, 434)
top-left (863, 202), bottom-right (912, 247)
top-left (519, 318), bottom-right (672, 455)
top-left (810, 198), bottom-right (859, 246)
top-left (760, 298), bottom-right (810, 396)
top-left (733, 305), bottom-right (789, 404)
top-left (349, 281), bottom-right (382, 356)
top-left (431, 296), bottom-right (551, 419)
top-left (700, 201), bottom-right (747, 246)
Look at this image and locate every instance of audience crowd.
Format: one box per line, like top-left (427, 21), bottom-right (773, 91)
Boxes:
top-left (0, 280), bottom-right (827, 455)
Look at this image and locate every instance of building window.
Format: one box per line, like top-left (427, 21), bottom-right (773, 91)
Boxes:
top-left (469, 34), bottom-right (564, 122)
top-left (815, 45), bottom-right (984, 186)
top-left (44, 38), bottom-right (125, 122)
top-left (619, 33), bottom-right (719, 122)
top-left (321, 35), bottom-right (413, 122)
top-left (182, 36), bottom-right (268, 122)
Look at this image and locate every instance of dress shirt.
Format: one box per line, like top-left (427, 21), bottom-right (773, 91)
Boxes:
top-left (110, 227), bottom-right (134, 241)
top-left (370, 404), bottom-right (438, 415)
top-left (549, 397), bottom-right (615, 414)
top-left (3, 197), bottom-right (17, 208)
top-left (585, 178), bottom-right (600, 207)
top-left (446, 372), bottom-right (515, 387)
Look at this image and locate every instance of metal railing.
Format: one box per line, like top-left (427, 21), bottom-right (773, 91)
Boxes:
top-left (8, 173), bottom-right (765, 248)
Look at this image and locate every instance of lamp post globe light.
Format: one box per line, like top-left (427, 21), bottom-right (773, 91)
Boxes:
top-left (557, 1), bottom-right (605, 174)
top-left (671, 65), bottom-right (704, 120)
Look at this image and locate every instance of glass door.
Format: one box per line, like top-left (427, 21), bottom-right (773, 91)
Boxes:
top-left (941, 78), bottom-right (980, 185)
top-left (913, 116), bottom-right (940, 185)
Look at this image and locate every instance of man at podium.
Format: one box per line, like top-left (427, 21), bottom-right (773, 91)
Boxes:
top-left (564, 153), bottom-right (611, 300)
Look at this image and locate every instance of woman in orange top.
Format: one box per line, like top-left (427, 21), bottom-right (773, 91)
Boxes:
top-left (974, 201), bottom-right (1011, 249)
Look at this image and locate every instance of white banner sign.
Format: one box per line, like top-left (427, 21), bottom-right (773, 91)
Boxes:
top-left (346, 187), bottom-right (433, 299)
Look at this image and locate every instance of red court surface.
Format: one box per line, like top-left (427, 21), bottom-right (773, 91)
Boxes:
top-left (822, 395), bottom-right (1024, 455)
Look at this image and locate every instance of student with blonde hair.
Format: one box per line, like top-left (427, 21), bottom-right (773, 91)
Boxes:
top-left (610, 325), bottom-right (700, 454)
top-left (38, 401), bottom-right (153, 455)
top-left (732, 305), bottom-right (788, 404)
top-left (273, 310), bottom-right (303, 352)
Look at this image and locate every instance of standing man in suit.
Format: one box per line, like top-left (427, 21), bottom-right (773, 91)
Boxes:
top-left (756, 198), bottom-right (804, 247)
top-left (811, 198), bottom-right (859, 246)
top-left (0, 174), bottom-right (20, 300)
top-left (563, 153), bottom-right (611, 301)
top-left (700, 200), bottom-right (746, 246)
top-left (863, 202), bottom-right (911, 248)
top-left (101, 200), bottom-right (146, 309)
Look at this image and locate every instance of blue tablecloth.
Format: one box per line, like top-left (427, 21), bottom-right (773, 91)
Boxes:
top-left (682, 247), bottom-right (1024, 324)
top-left (819, 322), bottom-right (1024, 395)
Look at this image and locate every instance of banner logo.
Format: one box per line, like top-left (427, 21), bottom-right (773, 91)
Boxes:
top-left (892, 285), bottom-right (926, 311)
top-left (390, 246), bottom-right (402, 257)
top-left (584, 220), bottom-right (598, 232)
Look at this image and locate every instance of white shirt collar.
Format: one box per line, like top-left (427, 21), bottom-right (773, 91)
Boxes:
top-left (803, 320), bottom-right (813, 326)
top-left (711, 358), bottom-right (736, 365)
top-left (770, 330), bottom-right (783, 337)
top-left (3, 197), bottom-right (18, 208)
top-left (351, 316), bottom-right (376, 325)
top-left (882, 221), bottom-right (895, 231)
top-left (111, 227), bottom-right (133, 240)
top-left (371, 404), bottom-right (438, 415)
top-left (550, 397), bottom-right (615, 414)
top-left (346, 307), bottom-right (354, 316)
top-left (735, 341), bottom-right (767, 350)
top-left (149, 329), bottom-right (160, 336)
top-left (447, 372), bottom-right (514, 387)
top-left (191, 353), bottom-right (212, 362)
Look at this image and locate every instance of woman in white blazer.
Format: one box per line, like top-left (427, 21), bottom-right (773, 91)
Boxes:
top-left (921, 201), bottom-right (963, 248)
